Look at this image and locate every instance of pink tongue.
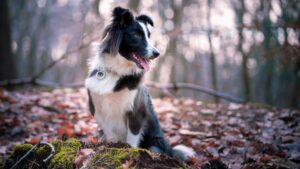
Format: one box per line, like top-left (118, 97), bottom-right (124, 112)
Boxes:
top-left (133, 53), bottom-right (150, 71)
top-left (140, 59), bottom-right (150, 71)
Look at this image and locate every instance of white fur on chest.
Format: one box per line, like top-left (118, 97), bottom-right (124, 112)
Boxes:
top-left (91, 89), bottom-right (137, 142)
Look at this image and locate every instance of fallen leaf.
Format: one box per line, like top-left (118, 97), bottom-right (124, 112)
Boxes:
top-left (87, 137), bottom-right (98, 144)
top-left (179, 129), bottom-right (208, 136)
top-left (122, 160), bottom-right (133, 169)
top-left (26, 137), bottom-right (41, 144)
top-left (74, 148), bottom-right (95, 167)
top-left (289, 151), bottom-right (300, 163)
top-left (259, 155), bottom-right (270, 163)
top-left (57, 127), bottom-right (74, 137)
top-left (206, 147), bottom-right (219, 157)
top-left (169, 134), bottom-right (181, 146)
top-left (188, 156), bottom-right (202, 167)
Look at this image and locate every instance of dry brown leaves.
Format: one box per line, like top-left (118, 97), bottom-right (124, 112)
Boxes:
top-left (0, 87), bottom-right (299, 168)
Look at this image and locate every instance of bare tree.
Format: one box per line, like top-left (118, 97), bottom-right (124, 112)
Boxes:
top-left (207, 0), bottom-right (219, 103)
top-left (232, 0), bottom-right (251, 101)
top-left (0, 0), bottom-right (15, 80)
top-left (261, 1), bottom-right (273, 105)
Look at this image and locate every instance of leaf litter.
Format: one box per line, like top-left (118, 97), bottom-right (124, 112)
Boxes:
top-left (0, 87), bottom-right (299, 168)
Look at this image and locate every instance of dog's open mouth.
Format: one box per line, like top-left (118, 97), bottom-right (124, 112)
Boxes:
top-left (132, 53), bottom-right (150, 71)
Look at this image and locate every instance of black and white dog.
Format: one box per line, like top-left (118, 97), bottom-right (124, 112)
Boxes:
top-left (85, 7), bottom-right (194, 160)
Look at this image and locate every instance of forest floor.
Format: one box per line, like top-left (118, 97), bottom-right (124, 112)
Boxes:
top-left (0, 87), bottom-right (300, 169)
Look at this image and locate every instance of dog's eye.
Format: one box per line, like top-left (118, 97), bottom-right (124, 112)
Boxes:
top-left (134, 31), bottom-right (143, 39)
top-left (134, 33), bottom-right (140, 39)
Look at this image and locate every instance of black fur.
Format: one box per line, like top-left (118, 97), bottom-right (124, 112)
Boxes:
top-left (112, 7), bottom-right (134, 27)
top-left (127, 111), bottom-right (143, 134)
top-left (89, 69), bottom-right (98, 77)
top-left (87, 89), bottom-right (95, 116)
top-left (135, 88), bottom-right (173, 156)
top-left (113, 73), bottom-right (143, 91)
top-left (102, 7), bottom-right (134, 55)
top-left (136, 15), bottom-right (154, 26)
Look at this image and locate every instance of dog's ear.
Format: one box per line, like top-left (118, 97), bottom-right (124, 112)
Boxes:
top-left (136, 15), bottom-right (153, 26)
top-left (102, 7), bottom-right (133, 55)
top-left (112, 7), bottom-right (134, 27)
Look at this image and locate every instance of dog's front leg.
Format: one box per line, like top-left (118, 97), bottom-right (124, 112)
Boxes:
top-left (126, 111), bottom-right (143, 148)
top-left (126, 128), bottom-right (141, 148)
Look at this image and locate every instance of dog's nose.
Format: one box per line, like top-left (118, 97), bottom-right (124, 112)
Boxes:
top-left (152, 49), bottom-right (160, 58)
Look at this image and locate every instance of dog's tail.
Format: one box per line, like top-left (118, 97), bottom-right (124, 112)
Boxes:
top-left (172, 145), bottom-right (195, 161)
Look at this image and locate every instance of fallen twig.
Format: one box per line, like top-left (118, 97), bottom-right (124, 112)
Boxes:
top-left (37, 104), bottom-right (68, 114)
top-left (0, 79), bottom-right (244, 103)
top-left (0, 78), bottom-right (84, 88)
top-left (146, 81), bottom-right (245, 103)
top-left (31, 35), bottom-right (100, 81)
top-left (35, 79), bottom-right (84, 88)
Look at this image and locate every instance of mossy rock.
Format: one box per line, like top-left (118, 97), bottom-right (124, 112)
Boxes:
top-left (4, 138), bottom-right (81, 169)
top-left (3, 139), bottom-right (187, 169)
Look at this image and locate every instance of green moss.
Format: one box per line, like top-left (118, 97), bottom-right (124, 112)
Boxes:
top-left (51, 140), bottom-right (63, 152)
top-left (64, 138), bottom-right (82, 149)
top-left (49, 147), bottom-right (76, 169)
top-left (12, 144), bottom-right (33, 156)
top-left (5, 144), bottom-right (42, 168)
top-left (90, 147), bottom-right (146, 169)
top-left (4, 138), bottom-right (82, 169)
top-left (49, 138), bottom-right (82, 169)
top-left (0, 158), bottom-right (4, 169)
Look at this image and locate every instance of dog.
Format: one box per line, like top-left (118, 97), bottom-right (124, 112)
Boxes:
top-left (85, 7), bottom-right (194, 161)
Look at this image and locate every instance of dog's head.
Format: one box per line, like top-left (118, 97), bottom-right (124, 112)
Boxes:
top-left (103, 7), bottom-right (160, 72)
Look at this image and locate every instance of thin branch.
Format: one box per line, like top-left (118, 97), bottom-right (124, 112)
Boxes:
top-left (0, 78), bottom-right (32, 86)
top-left (35, 79), bottom-right (84, 88)
top-left (31, 35), bottom-right (100, 81)
top-left (31, 46), bottom-right (85, 81)
top-left (0, 78), bottom-right (244, 103)
top-left (146, 81), bottom-right (245, 103)
top-left (0, 34), bottom-right (101, 86)
top-left (0, 78), bottom-right (84, 88)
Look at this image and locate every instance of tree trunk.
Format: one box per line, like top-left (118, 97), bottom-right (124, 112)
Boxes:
top-left (0, 0), bottom-right (15, 80)
top-left (237, 0), bottom-right (251, 101)
top-left (262, 1), bottom-right (273, 105)
top-left (207, 0), bottom-right (219, 103)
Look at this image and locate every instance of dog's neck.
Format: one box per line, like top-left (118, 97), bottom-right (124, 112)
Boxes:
top-left (85, 45), bottom-right (145, 95)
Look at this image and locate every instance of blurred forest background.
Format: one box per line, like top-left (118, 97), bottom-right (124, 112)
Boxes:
top-left (0, 0), bottom-right (299, 109)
